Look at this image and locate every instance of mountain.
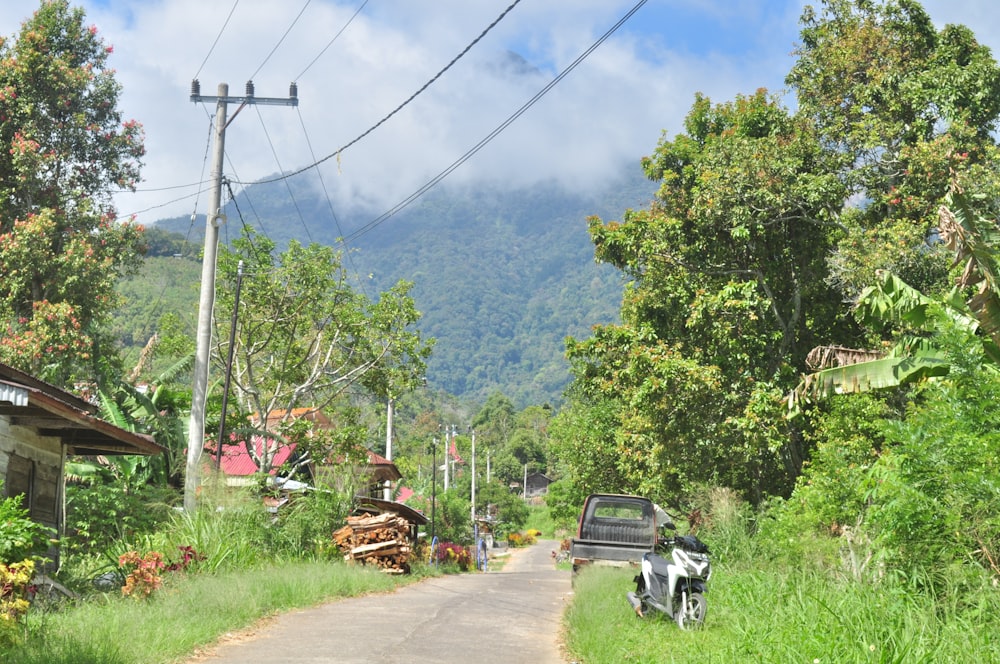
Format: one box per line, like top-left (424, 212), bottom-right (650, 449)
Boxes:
top-left (143, 168), bottom-right (656, 407)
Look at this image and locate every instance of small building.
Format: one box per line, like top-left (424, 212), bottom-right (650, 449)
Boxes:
top-left (0, 362), bottom-right (161, 565)
top-left (209, 408), bottom-right (402, 498)
top-left (525, 472), bottom-right (553, 498)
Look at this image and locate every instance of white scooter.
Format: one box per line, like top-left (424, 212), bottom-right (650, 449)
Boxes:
top-left (626, 522), bottom-right (712, 630)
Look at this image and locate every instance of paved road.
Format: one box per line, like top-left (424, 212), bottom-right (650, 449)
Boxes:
top-left (190, 540), bottom-right (572, 664)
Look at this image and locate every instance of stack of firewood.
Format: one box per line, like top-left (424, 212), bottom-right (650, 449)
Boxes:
top-left (332, 512), bottom-right (412, 574)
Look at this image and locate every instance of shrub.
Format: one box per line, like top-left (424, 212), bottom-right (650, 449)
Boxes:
top-left (64, 479), bottom-right (175, 556)
top-left (0, 559), bottom-right (35, 646)
top-left (507, 531), bottom-right (536, 547)
top-left (118, 551), bottom-right (165, 598)
top-left (0, 490), bottom-right (54, 564)
top-left (433, 542), bottom-right (471, 570)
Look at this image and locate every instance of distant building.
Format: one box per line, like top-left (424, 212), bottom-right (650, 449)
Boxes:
top-left (208, 408), bottom-right (401, 497)
top-left (525, 472), bottom-right (553, 498)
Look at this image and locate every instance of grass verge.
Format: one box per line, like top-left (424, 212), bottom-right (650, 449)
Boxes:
top-left (564, 563), bottom-right (1000, 663)
top-left (3, 559), bottom-right (423, 664)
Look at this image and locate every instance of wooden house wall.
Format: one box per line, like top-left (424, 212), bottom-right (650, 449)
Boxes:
top-left (0, 416), bottom-right (64, 534)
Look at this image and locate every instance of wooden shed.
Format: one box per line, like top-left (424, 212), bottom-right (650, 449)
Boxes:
top-left (0, 362), bottom-right (162, 564)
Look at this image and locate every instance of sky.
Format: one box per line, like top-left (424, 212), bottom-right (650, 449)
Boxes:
top-left (2, 0), bottom-right (1000, 231)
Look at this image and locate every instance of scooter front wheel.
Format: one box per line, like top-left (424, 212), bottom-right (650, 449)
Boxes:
top-left (675, 591), bottom-right (707, 630)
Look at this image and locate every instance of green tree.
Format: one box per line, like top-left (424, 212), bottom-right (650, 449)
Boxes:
top-left (788, 0), bottom-right (1000, 298)
top-left (212, 229), bottom-right (432, 476)
top-left (569, 90), bottom-right (848, 502)
top-left (0, 0), bottom-right (145, 384)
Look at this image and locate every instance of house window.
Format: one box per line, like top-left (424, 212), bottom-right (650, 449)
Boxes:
top-left (5, 453), bottom-right (34, 510)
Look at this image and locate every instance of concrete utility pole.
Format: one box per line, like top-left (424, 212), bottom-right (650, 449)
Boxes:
top-left (184, 80), bottom-right (298, 513)
top-left (470, 428), bottom-right (476, 524)
top-left (383, 396), bottom-right (394, 501)
top-left (443, 426), bottom-right (450, 491)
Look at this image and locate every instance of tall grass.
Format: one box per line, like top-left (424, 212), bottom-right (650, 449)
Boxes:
top-left (524, 502), bottom-right (576, 540)
top-left (0, 487), bottom-right (408, 662)
top-left (563, 490), bottom-right (1000, 663)
top-left (3, 559), bottom-right (409, 664)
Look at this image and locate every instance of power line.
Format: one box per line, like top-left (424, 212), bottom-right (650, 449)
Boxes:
top-left (295, 0), bottom-right (370, 82)
top-left (118, 1), bottom-right (517, 222)
top-left (249, 0), bottom-right (312, 81)
top-left (295, 106), bottom-right (371, 298)
top-left (342, 0), bottom-right (650, 244)
top-left (233, 0), bottom-right (524, 187)
top-left (254, 105), bottom-right (313, 243)
top-left (193, 0), bottom-right (240, 81)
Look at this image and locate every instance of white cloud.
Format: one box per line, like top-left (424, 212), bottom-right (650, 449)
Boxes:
top-left (1, 0), bottom-right (998, 228)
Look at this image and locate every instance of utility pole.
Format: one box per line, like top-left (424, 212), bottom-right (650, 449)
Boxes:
top-left (184, 80), bottom-right (298, 513)
top-left (443, 426), bottom-right (450, 491)
top-left (383, 396), bottom-right (394, 501)
top-left (431, 436), bottom-right (437, 541)
top-left (470, 428), bottom-right (476, 525)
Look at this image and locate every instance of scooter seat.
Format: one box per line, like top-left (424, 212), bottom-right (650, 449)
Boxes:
top-left (648, 553), bottom-right (672, 576)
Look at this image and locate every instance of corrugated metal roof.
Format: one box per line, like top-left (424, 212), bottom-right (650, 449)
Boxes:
top-left (0, 380), bottom-right (30, 407)
top-left (210, 437), bottom-right (297, 476)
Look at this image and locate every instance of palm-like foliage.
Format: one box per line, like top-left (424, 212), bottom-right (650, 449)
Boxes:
top-left (88, 354), bottom-right (193, 489)
top-left (789, 190), bottom-right (1000, 410)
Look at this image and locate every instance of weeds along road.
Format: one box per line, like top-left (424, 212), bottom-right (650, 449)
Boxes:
top-left (189, 539), bottom-right (572, 664)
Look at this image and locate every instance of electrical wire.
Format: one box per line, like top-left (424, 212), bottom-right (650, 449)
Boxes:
top-left (232, 0), bottom-right (523, 187)
top-left (118, 0), bottom-right (516, 222)
top-left (342, 0), bottom-right (650, 244)
top-left (222, 155), bottom-right (273, 247)
top-left (254, 106), bottom-right (313, 243)
top-left (295, 0), bottom-right (370, 82)
top-left (193, 0), bottom-right (240, 81)
top-left (295, 106), bottom-right (371, 298)
top-left (249, 0), bottom-right (312, 81)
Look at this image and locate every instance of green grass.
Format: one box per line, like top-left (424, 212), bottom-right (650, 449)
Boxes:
top-left (524, 502), bottom-right (575, 540)
top-left (2, 559), bottom-right (419, 664)
top-left (564, 563), bottom-right (1000, 663)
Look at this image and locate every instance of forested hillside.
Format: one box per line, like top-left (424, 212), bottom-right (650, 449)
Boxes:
top-left (126, 169), bottom-right (657, 406)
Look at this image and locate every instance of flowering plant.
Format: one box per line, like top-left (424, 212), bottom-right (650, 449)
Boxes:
top-left (118, 550), bottom-right (165, 598)
top-left (507, 531), bottom-right (536, 547)
top-left (0, 559), bottom-right (36, 645)
top-left (165, 545), bottom-right (204, 572)
top-left (433, 542), bottom-right (472, 570)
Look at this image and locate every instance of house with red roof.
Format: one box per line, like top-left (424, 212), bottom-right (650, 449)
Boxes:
top-left (207, 408), bottom-right (401, 498)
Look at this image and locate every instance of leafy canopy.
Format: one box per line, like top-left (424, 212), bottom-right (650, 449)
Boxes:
top-left (0, 0), bottom-right (145, 384)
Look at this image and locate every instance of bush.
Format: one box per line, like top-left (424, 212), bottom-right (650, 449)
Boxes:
top-left (269, 489), bottom-right (353, 558)
top-left (0, 489), bottom-right (53, 564)
top-left (506, 531), bottom-right (536, 547)
top-left (0, 559), bottom-right (34, 647)
top-left (64, 480), bottom-right (175, 556)
top-left (432, 542), bottom-right (471, 570)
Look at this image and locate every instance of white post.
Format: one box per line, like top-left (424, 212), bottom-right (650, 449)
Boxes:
top-left (185, 83), bottom-right (228, 513)
top-left (443, 426), bottom-right (450, 491)
top-left (470, 429), bottom-right (476, 523)
top-left (384, 397), bottom-right (393, 501)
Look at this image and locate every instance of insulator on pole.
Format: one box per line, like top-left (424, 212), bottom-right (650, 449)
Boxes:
top-left (289, 81), bottom-right (298, 100)
top-left (190, 79), bottom-right (200, 97)
top-left (245, 80), bottom-right (255, 98)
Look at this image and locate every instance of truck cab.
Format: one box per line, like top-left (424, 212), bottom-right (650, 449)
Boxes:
top-left (570, 493), bottom-right (658, 575)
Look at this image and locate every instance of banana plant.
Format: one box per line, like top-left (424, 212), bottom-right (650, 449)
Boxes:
top-left (788, 189), bottom-right (1000, 412)
top-left (84, 354), bottom-right (193, 489)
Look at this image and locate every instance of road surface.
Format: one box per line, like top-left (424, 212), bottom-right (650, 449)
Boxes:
top-left (189, 540), bottom-right (572, 663)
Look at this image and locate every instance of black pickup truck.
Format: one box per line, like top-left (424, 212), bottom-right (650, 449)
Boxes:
top-left (569, 493), bottom-right (660, 575)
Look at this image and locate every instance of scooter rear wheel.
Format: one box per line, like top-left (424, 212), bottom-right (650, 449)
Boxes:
top-left (675, 592), bottom-right (707, 630)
